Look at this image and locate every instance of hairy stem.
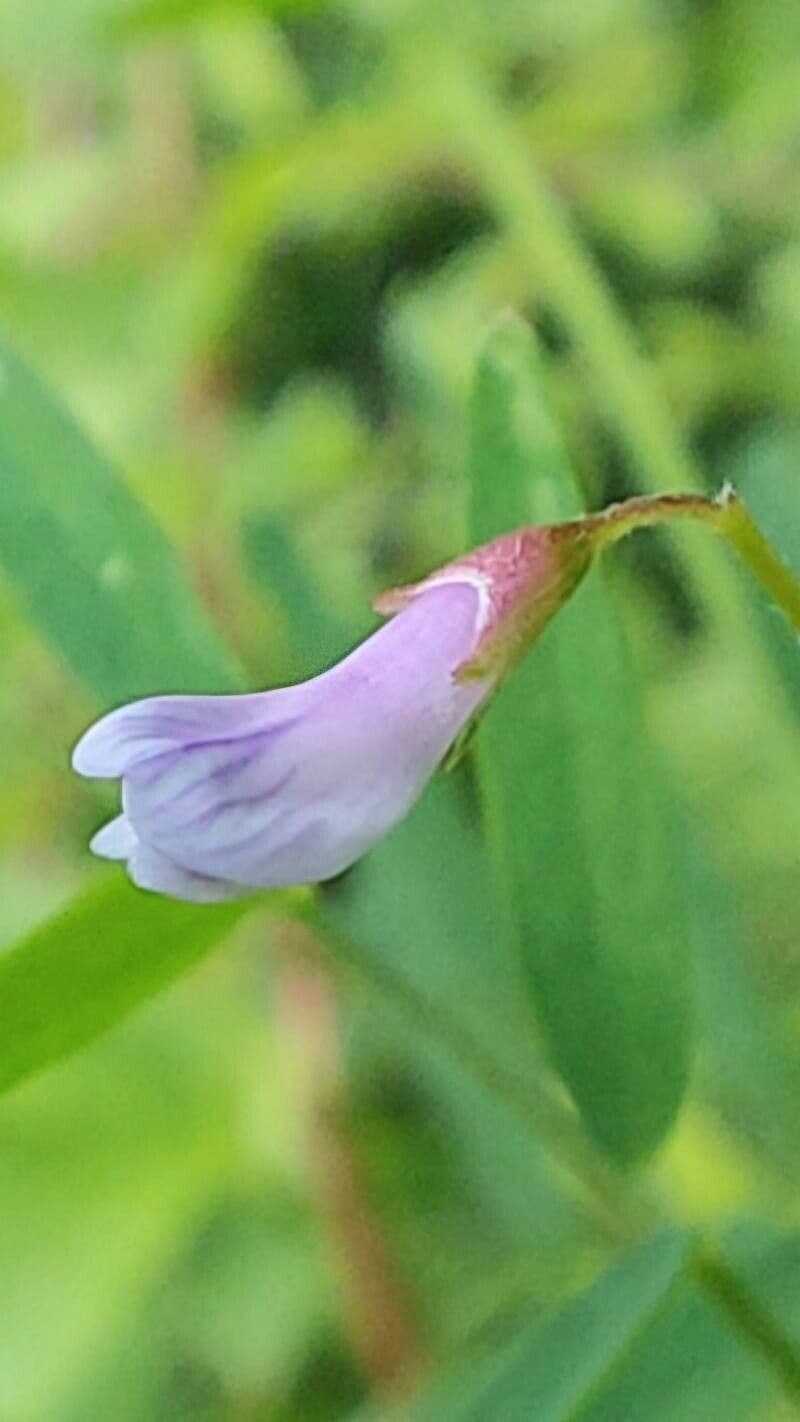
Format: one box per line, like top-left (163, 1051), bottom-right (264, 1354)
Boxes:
top-left (579, 488), bottom-right (800, 636)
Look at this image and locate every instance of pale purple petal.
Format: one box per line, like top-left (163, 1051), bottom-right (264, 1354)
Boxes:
top-left (72, 690), bottom-right (301, 778)
top-left (127, 840), bottom-right (246, 903)
top-left (73, 581), bottom-right (492, 898)
top-left (90, 814), bottom-right (137, 861)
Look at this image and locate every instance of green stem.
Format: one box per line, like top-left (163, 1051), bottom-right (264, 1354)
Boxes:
top-left (716, 493), bottom-right (800, 635)
top-left (577, 488), bottom-right (800, 636)
top-left (692, 1246), bottom-right (800, 1406)
top-left (313, 904), bottom-right (650, 1246)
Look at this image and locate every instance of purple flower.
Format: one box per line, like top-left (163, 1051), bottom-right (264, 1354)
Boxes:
top-left (73, 526), bottom-right (587, 902)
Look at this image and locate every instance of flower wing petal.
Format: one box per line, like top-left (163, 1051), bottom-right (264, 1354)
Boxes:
top-left (120, 724), bottom-right (304, 880)
top-left (90, 814), bottom-right (138, 860)
top-left (128, 840), bottom-right (246, 903)
top-left (71, 691), bottom-right (297, 778)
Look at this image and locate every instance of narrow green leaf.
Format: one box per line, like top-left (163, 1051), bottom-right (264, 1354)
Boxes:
top-left (469, 314), bottom-right (692, 1164)
top-left (692, 852), bottom-right (800, 1180)
top-left (390, 1227), bottom-right (800, 1422)
top-left (242, 513), bottom-right (354, 680)
top-left (469, 310), bottom-right (574, 535)
top-left (730, 428), bottom-right (800, 713)
top-left (0, 877), bottom-right (307, 1097)
top-left (0, 333), bottom-right (243, 703)
top-left (572, 1227), bottom-right (800, 1422)
top-left (404, 1231), bottom-right (690, 1421)
top-left (324, 775), bottom-right (574, 1247)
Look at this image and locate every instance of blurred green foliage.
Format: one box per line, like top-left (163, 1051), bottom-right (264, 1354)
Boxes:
top-left (1, 0), bottom-right (800, 1418)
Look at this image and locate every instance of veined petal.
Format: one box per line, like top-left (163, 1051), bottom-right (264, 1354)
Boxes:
top-left (71, 690), bottom-right (303, 779)
top-left (90, 812), bottom-right (245, 900)
top-left (128, 841), bottom-right (246, 903)
top-left (121, 583), bottom-right (490, 890)
top-left (73, 582), bottom-right (491, 896)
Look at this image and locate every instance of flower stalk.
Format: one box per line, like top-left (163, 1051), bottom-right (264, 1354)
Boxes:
top-left (573, 486), bottom-right (800, 636)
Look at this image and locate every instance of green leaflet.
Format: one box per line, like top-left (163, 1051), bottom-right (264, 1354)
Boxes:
top-left (0, 333), bottom-right (242, 704)
top-left (0, 877), bottom-right (308, 1096)
top-left (468, 314), bottom-right (692, 1165)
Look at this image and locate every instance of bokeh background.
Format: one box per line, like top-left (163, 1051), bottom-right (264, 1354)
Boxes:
top-left (1, 1), bottom-right (800, 1418)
